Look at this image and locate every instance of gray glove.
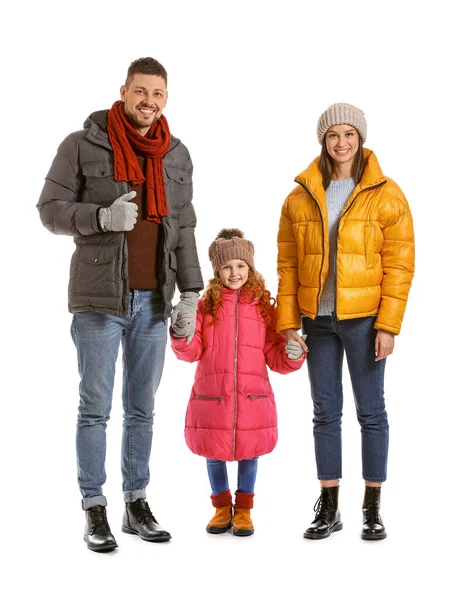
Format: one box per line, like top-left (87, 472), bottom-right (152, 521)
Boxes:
top-left (99, 191), bottom-right (138, 232)
top-left (286, 340), bottom-right (303, 360)
top-left (172, 311), bottom-right (194, 341)
top-left (170, 292), bottom-right (199, 344)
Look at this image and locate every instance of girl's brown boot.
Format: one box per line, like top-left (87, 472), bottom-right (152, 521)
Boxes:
top-left (206, 489), bottom-right (233, 534)
top-left (233, 491), bottom-right (255, 536)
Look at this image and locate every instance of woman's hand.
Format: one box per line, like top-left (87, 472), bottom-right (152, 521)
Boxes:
top-left (375, 330), bottom-right (395, 361)
top-left (285, 340), bottom-right (305, 361)
top-left (283, 329), bottom-right (308, 353)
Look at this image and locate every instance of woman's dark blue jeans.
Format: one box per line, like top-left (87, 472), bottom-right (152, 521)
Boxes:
top-left (206, 458), bottom-right (259, 495)
top-left (302, 315), bottom-right (389, 482)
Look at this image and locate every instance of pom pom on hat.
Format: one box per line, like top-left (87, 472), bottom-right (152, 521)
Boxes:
top-left (208, 228), bottom-right (255, 273)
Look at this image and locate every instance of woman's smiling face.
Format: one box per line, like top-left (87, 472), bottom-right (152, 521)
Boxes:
top-left (325, 124), bottom-right (360, 166)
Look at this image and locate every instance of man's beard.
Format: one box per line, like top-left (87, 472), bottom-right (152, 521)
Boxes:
top-left (125, 102), bottom-right (159, 129)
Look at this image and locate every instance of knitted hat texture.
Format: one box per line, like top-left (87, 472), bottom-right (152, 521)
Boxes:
top-left (208, 228), bottom-right (255, 273)
top-left (317, 103), bottom-right (367, 144)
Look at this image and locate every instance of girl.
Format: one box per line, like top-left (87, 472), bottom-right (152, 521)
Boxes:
top-left (171, 228), bottom-right (305, 536)
top-left (277, 103), bottom-right (415, 540)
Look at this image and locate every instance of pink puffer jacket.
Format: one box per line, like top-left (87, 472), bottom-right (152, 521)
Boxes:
top-left (170, 287), bottom-right (304, 461)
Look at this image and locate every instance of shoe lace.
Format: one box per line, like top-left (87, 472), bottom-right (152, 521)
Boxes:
top-left (89, 509), bottom-right (109, 534)
top-left (137, 501), bottom-right (157, 525)
top-left (364, 490), bottom-right (380, 519)
top-left (313, 491), bottom-right (333, 519)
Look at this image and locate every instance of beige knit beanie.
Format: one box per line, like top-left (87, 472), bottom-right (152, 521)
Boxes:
top-left (317, 103), bottom-right (367, 144)
top-left (208, 228), bottom-right (255, 274)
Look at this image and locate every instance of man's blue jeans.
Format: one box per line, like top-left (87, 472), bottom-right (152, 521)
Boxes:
top-left (302, 315), bottom-right (389, 482)
top-left (206, 458), bottom-right (259, 495)
top-left (71, 290), bottom-right (167, 509)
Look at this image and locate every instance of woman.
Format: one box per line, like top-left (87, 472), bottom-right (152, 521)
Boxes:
top-left (276, 103), bottom-right (415, 540)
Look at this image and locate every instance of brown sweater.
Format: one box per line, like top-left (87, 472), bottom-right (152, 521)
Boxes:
top-left (126, 156), bottom-right (160, 290)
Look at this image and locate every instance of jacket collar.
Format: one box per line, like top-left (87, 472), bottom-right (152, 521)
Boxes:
top-left (221, 285), bottom-right (260, 305)
top-left (83, 109), bottom-right (181, 153)
top-left (294, 148), bottom-right (386, 203)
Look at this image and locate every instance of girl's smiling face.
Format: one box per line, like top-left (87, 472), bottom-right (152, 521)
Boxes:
top-left (218, 259), bottom-right (249, 290)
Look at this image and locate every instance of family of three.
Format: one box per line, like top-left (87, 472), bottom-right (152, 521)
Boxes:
top-left (37, 57), bottom-right (415, 552)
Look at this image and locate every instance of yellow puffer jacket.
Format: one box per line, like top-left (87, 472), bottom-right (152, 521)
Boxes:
top-left (277, 149), bottom-right (415, 335)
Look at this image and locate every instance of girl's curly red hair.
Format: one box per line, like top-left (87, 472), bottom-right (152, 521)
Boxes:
top-left (202, 269), bottom-right (276, 326)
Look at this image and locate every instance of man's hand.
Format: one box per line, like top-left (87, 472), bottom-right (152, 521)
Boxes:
top-left (99, 191), bottom-right (138, 232)
top-left (171, 311), bottom-right (194, 342)
top-left (375, 330), bottom-right (395, 361)
top-left (170, 292), bottom-right (199, 344)
top-left (283, 328), bottom-right (308, 353)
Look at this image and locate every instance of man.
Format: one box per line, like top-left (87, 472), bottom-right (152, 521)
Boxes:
top-left (37, 57), bottom-right (203, 552)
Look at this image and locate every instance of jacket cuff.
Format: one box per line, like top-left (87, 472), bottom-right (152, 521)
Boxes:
top-left (96, 207), bottom-right (105, 233)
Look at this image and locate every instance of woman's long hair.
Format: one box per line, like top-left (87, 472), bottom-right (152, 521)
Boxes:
top-left (202, 269), bottom-right (276, 326)
top-left (319, 135), bottom-right (366, 190)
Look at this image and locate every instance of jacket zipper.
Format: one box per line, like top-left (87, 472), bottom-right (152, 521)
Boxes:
top-left (121, 181), bottom-right (131, 315)
top-left (248, 394), bottom-right (269, 399)
top-left (296, 182), bottom-right (325, 316)
top-left (195, 395), bottom-right (224, 401)
top-left (232, 289), bottom-right (241, 459)
top-left (333, 181), bottom-right (386, 318)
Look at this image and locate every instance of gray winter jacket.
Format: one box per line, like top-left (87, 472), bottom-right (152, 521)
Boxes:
top-left (37, 110), bottom-right (204, 318)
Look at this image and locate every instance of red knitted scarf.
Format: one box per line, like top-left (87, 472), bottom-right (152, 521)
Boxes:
top-left (107, 100), bottom-right (171, 223)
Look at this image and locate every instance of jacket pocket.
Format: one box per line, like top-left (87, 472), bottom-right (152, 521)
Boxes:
top-left (364, 223), bottom-right (377, 269)
top-left (82, 161), bottom-right (118, 205)
top-left (73, 244), bottom-right (119, 298)
top-left (247, 394), bottom-right (269, 399)
top-left (194, 395), bottom-right (224, 401)
top-left (164, 166), bottom-right (191, 210)
top-left (82, 161), bottom-right (114, 178)
top-left (164, 166), bottom-right (191, 185)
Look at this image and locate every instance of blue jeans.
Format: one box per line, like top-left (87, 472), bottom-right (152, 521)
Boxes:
top-left (71, 290), bottom-right (167, 509)
top-left (302, 315), bottom-right (389, 482)
top-left (206, 458), bottom-right (259, 495)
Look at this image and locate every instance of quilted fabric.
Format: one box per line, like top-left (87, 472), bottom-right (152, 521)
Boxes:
top-left (171, 287), bottom-right (304, 461)
top-left (277, 149), bottom-right (415, 334)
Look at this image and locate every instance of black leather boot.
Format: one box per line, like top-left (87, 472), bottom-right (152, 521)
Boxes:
top-left (84, 505), bottom-right (118, 552)
top-left (303, 486), bottom-right (343, 539)
top-left (362, 486), bottom-right (387, 540)
top-left (122, 499), bottom-right (171, 542)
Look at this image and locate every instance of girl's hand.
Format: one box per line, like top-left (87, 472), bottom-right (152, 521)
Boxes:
top-left (285, 340), bottom-right (304, 360)
top-left (374, 330), bottom-right (395, 361)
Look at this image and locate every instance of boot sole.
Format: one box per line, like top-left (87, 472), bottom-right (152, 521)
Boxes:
top-left (361, 531), bottom-right (387, 541)
top-left (303, 522), bottom-right (343, 540)
top-left (122, 526), bottom-right (171, 542)
top-left (233, 528), bottom-right (254, 537)
top-left (206, 524), bottom-right (232, 534)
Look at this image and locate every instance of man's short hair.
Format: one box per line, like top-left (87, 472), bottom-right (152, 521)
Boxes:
top-left (125, 57), bottom-right (168, 87)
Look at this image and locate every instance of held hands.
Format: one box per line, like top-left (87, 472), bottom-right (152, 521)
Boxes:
top-left (172, 311), bottom-right (194, 342)
top-left (171, 292), bottom-right (199, 344)
top-left (99, 191), bottom-right (138, 232)
top-left (285, 340), bottom-right (304, 360)
top-left (283, 329), bottom-right (308, 357)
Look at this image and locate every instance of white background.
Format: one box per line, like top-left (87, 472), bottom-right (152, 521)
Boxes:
top-left (1, 0), bottom-right (458, 597)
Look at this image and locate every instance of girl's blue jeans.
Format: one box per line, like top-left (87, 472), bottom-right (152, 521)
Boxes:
top-left (206, 458), bottom-right (259, 495)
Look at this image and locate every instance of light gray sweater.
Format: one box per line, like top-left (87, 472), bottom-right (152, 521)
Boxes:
top-left (318, 177), bottom-right (355, 316)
